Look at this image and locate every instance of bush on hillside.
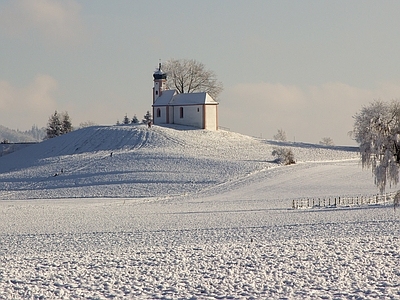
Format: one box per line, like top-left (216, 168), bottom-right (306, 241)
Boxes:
top-left (272, 147), bottom-right (295, 165)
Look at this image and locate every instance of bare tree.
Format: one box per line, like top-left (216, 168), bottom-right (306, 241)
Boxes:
top-left (352, 99), bottom-right (400, 193)
top-left (79, 121), bottom-right (97, 128)
top-left (273, 129), bottom-right (287, 142)
top-left (162, 59), bottom-right (223, 100)
top-left (319, 137), bottom-right (334, 146)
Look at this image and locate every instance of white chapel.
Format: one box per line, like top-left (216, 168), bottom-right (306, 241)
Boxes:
top-left (152, 63), bottom-right (219, 130)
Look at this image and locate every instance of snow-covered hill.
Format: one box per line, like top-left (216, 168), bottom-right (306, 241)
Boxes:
top-left (1, 124), bottom-right (399, 299)
top-left (0, 124), bottom-right (360, 201)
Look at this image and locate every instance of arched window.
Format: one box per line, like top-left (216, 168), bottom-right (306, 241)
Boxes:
top-left (180, 107), bottom-right (184, 118)
top-left (156, 108), bottom-right (161, 118)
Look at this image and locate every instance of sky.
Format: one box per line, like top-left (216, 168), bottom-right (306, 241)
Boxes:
top-left (1, 0), bottom-right (400, 145)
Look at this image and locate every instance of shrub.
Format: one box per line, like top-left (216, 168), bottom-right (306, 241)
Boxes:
top-left (272, 147), bottom-right (295, 165)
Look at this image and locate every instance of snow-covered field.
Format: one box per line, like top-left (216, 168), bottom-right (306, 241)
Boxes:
top-left (0, 124), bottom-right (399, 299)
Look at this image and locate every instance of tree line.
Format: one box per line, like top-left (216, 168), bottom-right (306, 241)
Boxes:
top-left (116, 111), bottom-right (152, 126)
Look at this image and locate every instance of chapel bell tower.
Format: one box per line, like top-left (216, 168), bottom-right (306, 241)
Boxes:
top-left (153, 63), bottom-right (167, 104)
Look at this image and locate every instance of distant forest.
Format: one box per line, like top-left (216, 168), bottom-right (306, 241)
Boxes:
top-left (0, 125), bottom-right (45, 143)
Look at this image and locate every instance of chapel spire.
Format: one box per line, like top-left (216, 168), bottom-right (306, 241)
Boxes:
top-left (153, 62), bottom-right (167, 103)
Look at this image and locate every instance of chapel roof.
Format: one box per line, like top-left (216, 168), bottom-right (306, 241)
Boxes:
top-left (153, 90), bottom-right (176, 106)
top-left (153, 91), bottom-right (218, 107)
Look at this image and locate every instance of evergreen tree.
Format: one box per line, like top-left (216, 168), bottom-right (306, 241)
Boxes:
top-left (132, 115), bottom-right (139, 124)
top-left (46, 111), bottom-right (62, 139)
top-left (46, 111), bottom-right (73, 139)
top-left (123, 114), bottom-right (130, 125)
top-left (143, 111), bottom-right (152, 124)
top-left (61, 112), bottom-right (73, 134)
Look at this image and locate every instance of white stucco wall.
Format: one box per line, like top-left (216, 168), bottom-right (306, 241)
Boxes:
top-left (153, 107), bottom-right (167, 124)
top-left (154, 104), bottom-right (218, 130)
top-left (173, 105), bottom-right (203, 128)
top-left (204, 105), bottom-right (218, 130)
top-left (168, 106), bottom-right (174, 124)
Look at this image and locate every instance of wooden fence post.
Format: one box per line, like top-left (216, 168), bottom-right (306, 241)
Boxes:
top-left (291, 192), bottom-right (395, 209)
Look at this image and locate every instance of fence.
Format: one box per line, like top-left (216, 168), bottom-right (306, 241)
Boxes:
top-left (292, 192), bottom-right (396, 209)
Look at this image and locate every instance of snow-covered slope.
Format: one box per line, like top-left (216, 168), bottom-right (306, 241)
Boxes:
top-left (1, 124), bottom-right (399, 299)
top-left (0, 124), bottom-right (360, 200)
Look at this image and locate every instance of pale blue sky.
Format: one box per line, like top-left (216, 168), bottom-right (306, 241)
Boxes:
top-left (1, 0), bottom-right (400, 145)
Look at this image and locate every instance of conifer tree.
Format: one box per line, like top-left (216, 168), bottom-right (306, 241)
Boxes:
top-left (132, 115), bottom-right (139, 124)
top-left (61, 112), bottom-right (73, 134)
top-left (46, 111), bottom-right (73, 139)
top-left (143, 111), bottom-right (152, 124)
top-left (46, 111), bottom-right (62, 139)
top-left (123, 114), bottom-right (130, 125)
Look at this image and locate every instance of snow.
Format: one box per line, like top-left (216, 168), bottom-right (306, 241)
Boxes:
top-left (0, 124), bottom-right (399, 299)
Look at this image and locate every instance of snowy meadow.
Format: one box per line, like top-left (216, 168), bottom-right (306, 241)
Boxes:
top-left (0, 125), bottom-right (399, 299)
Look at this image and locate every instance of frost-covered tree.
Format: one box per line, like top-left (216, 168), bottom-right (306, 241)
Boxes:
top-left (273, 129), bottom-right (287, 142)
top-left (319, 137), bottom-right (334, 146)
top-left (132, 115), bottom-right (139, 124)
top-left (143, 111), bottom-right (152, 124)
top-left (46, 111), bottom-right (62, 139)
top-left (272, 147), bottom-right (295, 165)
top-left (79, 121), bottom-right (97, 128)
top-left (352, 100), bottom-right (400, 192)
top-left (123, 114), bottom-right (130, 125)
top-left (394, 191), bottom-right (400, 209)
top-left (61, 112), bottom-right (73, 134)
top-left (22, 125), bottom-right (45, 141)
top-left (162, 59), bottom-right (223, 100)
top-left (46, 111), bottom-right (73, 139)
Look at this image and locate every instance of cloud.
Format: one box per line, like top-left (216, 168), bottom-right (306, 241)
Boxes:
top-left (0, 0), bottom-right (86, 46)
top-left (0, 75), bottom-right (58, 129)
top-left (220, 81), bottom-right (400, 145)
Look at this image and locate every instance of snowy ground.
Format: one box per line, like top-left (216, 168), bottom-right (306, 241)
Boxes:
top-left (0, 124), bottom-right (399, 299)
